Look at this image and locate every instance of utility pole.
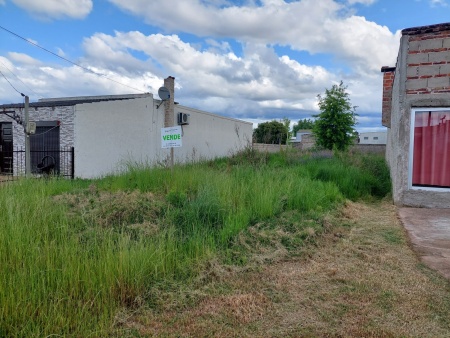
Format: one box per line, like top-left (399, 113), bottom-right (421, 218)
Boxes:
top-left (164, 76), bottom-right (175, 168)
top-left (24, 95), bottom-right (31, 177)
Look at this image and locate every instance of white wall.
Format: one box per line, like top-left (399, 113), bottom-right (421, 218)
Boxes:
top-left (359, 131), bottom-right (387, 145)
top-left (74, 97), bottom-right (253, 178)
top-left (74, 95), bottom-right (159, 178)
top-left (172, 105), bottom-right (253, 163)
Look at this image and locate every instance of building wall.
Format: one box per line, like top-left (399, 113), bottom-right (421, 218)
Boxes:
top-left (74, 97), bottom-right (253, 178)
top-left (173, 105), bottom-right (252, 163)
top-left (2, 95), bottom-right (253, 179)
top-left (359, 131), bottom-right (387, 144)
top-left (253, 143), bottom-right (288, 153)
top-left (74, 96), bottom-right (157, 178)
top-left (0, 105), bottom-right (74, 175)
top-left (386, 23), bottom-right (450, 207)
top-left (0, 105), bottom-right (75, 148)
top-left (381, 67), bottom-right (395, 127)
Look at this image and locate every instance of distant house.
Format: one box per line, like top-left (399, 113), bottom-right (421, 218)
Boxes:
top-left (358, 131), bottom-right (387, 145)
top-left (0, 77), bottom-right (252, 179)
top-left (290, 130), bottom-right (316, 150)
top-left (382, 23), bottom-right (450, 208)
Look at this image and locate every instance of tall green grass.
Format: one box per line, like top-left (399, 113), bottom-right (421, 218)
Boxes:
top-left (0, 150), bottom-right (390, 337)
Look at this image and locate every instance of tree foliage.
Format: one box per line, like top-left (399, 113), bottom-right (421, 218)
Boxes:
top-left (253, 120), bottom-right (289, 144)
top-left (292, 118), bottom-right (315, 135)
top-left (313, 81), bottom-right (358, 151)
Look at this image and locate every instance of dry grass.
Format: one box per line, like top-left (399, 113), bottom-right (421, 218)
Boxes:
top-left (113, 201), bottom-right (450, 337)
top-left (55, 186), bottom-right (163, 233)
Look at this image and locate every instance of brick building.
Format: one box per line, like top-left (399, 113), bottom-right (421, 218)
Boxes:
top-left (382, 23), bottom-right (450, 207)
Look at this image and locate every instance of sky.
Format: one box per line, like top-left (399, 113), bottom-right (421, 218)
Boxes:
top-left (0, 0), bottom-right (450, 132)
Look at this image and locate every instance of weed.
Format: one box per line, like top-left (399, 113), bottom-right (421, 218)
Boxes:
top-left (0, 150), bottom-right (393, 336)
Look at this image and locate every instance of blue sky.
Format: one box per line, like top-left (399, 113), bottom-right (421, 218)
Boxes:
top-left (1, 0), bottom-right (449, 132)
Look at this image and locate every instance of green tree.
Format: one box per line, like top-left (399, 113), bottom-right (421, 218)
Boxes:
top-left (281, 117), bottom-right (291, 144)
top-left (292, 118), bottom-right (315, 135)
top-left (253, 120), bottom-right (289, 144)
top-left (313, 81), bottom-right (358, 151)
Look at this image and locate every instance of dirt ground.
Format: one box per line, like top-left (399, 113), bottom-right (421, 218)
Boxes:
top-left (117, 201), bottom-right (450, 337)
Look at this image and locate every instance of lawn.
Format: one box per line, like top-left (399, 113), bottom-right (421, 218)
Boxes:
top-left (2, 149), bottom-right (448, 337)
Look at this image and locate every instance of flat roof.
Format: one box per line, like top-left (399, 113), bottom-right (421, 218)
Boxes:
top-left (0, 93), bottom-right (152, 109)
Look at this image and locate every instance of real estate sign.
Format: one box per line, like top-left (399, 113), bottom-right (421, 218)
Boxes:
top-left (161, 126), bottom-right (182, 148)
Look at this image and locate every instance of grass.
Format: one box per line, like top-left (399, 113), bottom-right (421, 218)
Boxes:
top-left (0, 148), bottom-right (434, 337)
top-left (125, 201), bottom-right (450, 338)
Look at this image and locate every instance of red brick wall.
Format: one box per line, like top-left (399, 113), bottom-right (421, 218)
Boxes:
top-left (405, 29), bottom-right (450, 95)
top-left (381, 67), bottom-right (395, 128)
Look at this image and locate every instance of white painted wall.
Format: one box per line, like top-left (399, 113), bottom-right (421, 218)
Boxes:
top-left (359, 131), bottom-right (387, 145)
top-left (172, 105), bottom-right (253, 163)
top-left (74, 97), bottom-right (252, 178)
top-left (74, 95), bottom-right (159, 178)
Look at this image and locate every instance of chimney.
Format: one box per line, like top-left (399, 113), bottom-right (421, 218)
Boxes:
top-left (164, 76), bottom-right (175, 128)
top-left (381, 66), bottom-right (395, 128)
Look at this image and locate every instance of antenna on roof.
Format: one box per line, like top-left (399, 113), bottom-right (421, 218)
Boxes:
top-left (156, 87), bottom-right (170, 109)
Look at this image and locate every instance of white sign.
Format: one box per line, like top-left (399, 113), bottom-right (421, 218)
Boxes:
top-left (161, 126), bottom-right (182, 148)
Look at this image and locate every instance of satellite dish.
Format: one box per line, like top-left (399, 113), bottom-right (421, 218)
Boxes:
top-left (158, 87), bottom-right (170, 101)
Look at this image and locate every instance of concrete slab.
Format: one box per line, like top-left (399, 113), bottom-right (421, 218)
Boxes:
top-left (398, 208), bottom-right (450, 280)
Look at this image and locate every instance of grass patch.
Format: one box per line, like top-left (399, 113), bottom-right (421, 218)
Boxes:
top-left (124, 201), bottom-right (450, 338)
top-left (0, 150), bottom-right (401, 337)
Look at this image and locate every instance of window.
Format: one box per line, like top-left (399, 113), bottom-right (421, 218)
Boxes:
top-left (410, 108), bottom-right (450, 189)
top-left (364, 137), bottom-right (368, 140)
top-left (373, 137), bottom-right (378, 140)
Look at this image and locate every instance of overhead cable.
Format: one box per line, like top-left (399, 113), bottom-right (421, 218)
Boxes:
top-left (0, 25), bottom-right (148, 94)
top-left (0, 69), bottom-right (24, 97)
top-left (0, 59), bottom-right (43, 99)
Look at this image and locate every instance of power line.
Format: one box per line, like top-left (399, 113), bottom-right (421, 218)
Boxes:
top-left (0, 59), bottom-right (43, 99)
top-left (0, 69), bottom-right (24, 97)
top-left (0, 25), bottom-right (148, 94)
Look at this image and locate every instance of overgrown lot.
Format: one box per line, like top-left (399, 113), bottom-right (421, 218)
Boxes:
top-left (1, 150), bottom-right (447, 337)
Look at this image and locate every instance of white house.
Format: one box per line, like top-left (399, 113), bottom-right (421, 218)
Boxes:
top-left (358, 131), bottom-right (387, 145)
top-left (0, 78), bottom-right (252, 179)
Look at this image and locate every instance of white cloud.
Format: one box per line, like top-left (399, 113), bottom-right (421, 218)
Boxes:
top-left (430, 0), bottom-right (448, 6)
top-left (347, 0), bottom-right (377, 4)
top-left (7, 52), bottom-right (42, 65)
top-left (0, 22), bottom-right (389, 129)
top-left (11, 0), bottom-right (92, 19)
top-left (1, 0), bottom-right (400, 130)
top-left (108, 0), bottom-right (399, 73)
top-left (0, 57), bottom-right (160, 104)
top-left (56, 48), bottom-right (66, 57)
top-left (81, 31), bottom-right (338, 106)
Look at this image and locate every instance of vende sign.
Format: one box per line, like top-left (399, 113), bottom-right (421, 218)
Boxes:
top-left (161, 126), bottom-right (182, 148)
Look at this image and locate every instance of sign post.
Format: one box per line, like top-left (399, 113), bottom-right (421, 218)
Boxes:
top-left (161, 126), bottom-right (182, 149)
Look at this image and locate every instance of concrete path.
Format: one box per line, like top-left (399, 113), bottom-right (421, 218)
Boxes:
top-left (399, 208), bottom-right (450, 280)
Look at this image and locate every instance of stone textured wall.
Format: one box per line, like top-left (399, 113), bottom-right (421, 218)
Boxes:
top-left (0, 106), bottom-right (75, 148)
top-left (351, 144), bottom-right (386, 154)
top-left (253, 143), bottom-right (288, 153)
top-left (0, 106), bottom-right (74, 175)
top-left (299, 134), bottom-right (316, 150)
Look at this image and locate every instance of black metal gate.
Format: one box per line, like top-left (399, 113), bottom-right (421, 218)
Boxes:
top-left (30, 122), bottom-right (61, 174)
top-left (0, 122), bottom-right (13, 174)
top-left (0, 147), bottom-right (74, 180)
